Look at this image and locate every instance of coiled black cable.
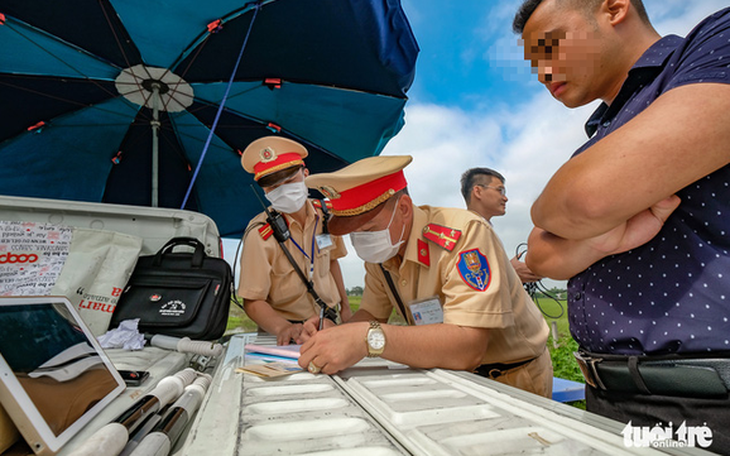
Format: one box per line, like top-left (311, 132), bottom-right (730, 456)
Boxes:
top-left (516, 242), bottom-right (565, 319)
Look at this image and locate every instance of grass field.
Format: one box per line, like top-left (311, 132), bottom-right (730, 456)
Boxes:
top-left (227, 294), bottom-right (585, 407)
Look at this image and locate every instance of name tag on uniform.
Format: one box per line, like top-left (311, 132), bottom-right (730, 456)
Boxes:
top-left (316, 233), bottom-right (333, 249)
top-left (408, 296), bottom-right (443, 325)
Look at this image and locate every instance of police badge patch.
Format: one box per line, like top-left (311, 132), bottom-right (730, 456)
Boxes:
top-left (259, 146), bottom-right (277, 163)
top-left (457, 249), bottom-right (491, 291)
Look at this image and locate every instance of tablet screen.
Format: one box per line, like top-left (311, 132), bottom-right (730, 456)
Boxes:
top-left (0, 297), bottom-right (124, 455)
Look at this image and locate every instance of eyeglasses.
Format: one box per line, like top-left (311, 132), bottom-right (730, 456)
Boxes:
top-left (475, 184), bottom-right (506, 196)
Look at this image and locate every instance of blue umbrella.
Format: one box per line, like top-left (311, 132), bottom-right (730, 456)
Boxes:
top-left (0, 0), bottom-right (418, 236)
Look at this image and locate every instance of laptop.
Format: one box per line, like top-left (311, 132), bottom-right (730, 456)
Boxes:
top-left (0, 296), bottom-right (125, 455)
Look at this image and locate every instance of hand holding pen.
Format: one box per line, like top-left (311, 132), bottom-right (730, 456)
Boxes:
top-left (296, 314), bottom-right (336, 344)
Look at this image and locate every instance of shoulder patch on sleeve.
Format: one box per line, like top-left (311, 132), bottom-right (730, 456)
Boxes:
top-left (457, 249), bottom-right (491, 291)
top-left (258, 223), bottom-right (274, 240)
top-left (422, 223), bottom-right (461, 251)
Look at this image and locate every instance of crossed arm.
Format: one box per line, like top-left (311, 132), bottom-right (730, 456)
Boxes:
top-left (526, 84), bottom-right (730, 279)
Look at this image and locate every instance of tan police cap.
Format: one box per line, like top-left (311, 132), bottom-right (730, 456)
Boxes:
top-left (241, 136), bottom-right (308, 181)
top-left (306, 155), bottom-right (412, 234)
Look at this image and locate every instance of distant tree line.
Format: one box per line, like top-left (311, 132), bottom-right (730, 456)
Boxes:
top-left (347, 286), bottom-right (364, 296)
top-left (534, 287), bottom-right (567, 300)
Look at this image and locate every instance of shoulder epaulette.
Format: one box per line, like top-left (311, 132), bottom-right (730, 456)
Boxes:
top-left (258, 223), bottom-right (274, 240)
top-left (312, 199), bottom-right (333, 211)
top-left (422, 223), bottom-right (461, 251)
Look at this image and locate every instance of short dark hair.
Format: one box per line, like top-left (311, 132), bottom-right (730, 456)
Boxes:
top-left (512, 0), bottom-right (651, 34)
top-left (513, 0), bottom-right (544, 34)
top-left (460, 168), bottom-right (505, 204)
top-left (257, 165), bottom-right (303, 188)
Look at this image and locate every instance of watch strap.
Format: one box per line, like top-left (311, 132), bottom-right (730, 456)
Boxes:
top-left (366, 321), bottom-right (385, 357)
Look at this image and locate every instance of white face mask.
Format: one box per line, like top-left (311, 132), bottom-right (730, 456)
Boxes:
top-left (265, 180), bottom-right (308, 213)
top-left (350, 201), bottom-right (406, 263)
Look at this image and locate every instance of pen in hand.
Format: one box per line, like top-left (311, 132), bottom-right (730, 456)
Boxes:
top-left (318, 306), bottom-right (325, 331)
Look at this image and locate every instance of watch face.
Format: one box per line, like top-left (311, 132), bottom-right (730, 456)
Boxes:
top-left (368, 330), bottom-right (385, 350)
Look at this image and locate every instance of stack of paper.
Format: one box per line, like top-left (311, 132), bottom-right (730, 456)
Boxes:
top-left (243, 344), bottom-right (301, 364)
top-left (239, 344), bottom-right (303, 378)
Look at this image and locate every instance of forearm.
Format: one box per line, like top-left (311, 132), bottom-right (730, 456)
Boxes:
top-left (527, 196), bottom-right (682, 280)
top-left (525, 227), bottom-right (606, 280)
top-left (300, 317), bottom-right (488, 373)
top-left (532, 85), bottom-right (730, 239)
top-left (510, 256), bottom-right (543, 283)
top-left (243, 298), bottom-right (293, 335)
top-left (380, 323), bottom-right (488, 371)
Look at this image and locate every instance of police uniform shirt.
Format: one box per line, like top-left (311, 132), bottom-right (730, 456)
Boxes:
top-left (361, 205), bottom-right (549, 365)
top-left (238, 200), bottom-right (346, 322)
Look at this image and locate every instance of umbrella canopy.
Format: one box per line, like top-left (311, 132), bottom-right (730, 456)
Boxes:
top-left (0, 0), bottom-right (418, 236)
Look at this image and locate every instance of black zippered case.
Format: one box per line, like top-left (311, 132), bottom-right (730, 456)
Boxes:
top-left (111, 237), bottom-right (233, 340)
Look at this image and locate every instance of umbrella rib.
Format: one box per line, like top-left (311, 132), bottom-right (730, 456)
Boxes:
top-left (181, 1), bottom-right (263, 209)
top-left (184, 85), bottom-right (261, 119)
top-left (157, 119), bottom-right (192, 167)
top-left (2, 17), bottom-right (120, 101)
top-left (97, 0), bottom-right (137, 81)
top-left (0, 77), bottom-right (104, 109)
top-left (162, 43), bottom-right (209, 113)
top-left (0, 77), bottom-right (144, 128)
top-left (169, 0), bottom-right (277, 72)
top-left (97, 0), bottom-right (185, 115)
top-left (166, 2), bottom-right (263, 113)
top-left (174, 34), bottom-right (211, 84)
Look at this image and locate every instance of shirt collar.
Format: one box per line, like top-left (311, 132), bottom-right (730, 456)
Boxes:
top-left (585, 35), bottom-right (683, 138)
top-left (282, 199), bottom-right (315, 229)
top-left (384, 204), bottom-right (426, 270)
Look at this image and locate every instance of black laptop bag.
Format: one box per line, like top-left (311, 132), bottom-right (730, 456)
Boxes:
top-left (111, 237), bottom-right (233, 340)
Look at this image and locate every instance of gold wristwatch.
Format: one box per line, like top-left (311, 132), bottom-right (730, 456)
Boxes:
top-left (366, 321), bottom-right (386, 357)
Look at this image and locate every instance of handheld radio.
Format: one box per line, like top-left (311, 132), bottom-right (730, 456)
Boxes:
top-left (248, 185), bottom-right (337, 330)
top-left (250, 184), bottom-right (290, 242)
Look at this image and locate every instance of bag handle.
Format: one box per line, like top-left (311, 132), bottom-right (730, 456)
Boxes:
top-left (153, 237), bottom-right (206, 267)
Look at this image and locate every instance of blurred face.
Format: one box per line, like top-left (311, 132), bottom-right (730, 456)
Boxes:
top-left (472, 176), bottom-right (507, 220)
top-left (521, 0), bottom-right (607, 107)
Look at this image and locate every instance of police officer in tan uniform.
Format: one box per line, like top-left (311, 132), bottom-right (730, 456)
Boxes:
top-left (239, 136), bottom-right (350, 345)
top-left (299, 155), bottom-right (552, 397)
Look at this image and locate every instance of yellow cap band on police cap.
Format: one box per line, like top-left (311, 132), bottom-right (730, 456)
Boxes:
top-left (241, 136), bottom-right (308, 181)
top-left (305, 155), bottom-right (412, 216)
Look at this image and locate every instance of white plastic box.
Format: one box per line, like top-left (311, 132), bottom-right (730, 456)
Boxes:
top-left (0, 196), bottom-right (714, 456)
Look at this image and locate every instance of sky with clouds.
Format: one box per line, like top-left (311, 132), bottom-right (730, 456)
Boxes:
top-left (333, 0), bottom-right (729, 289)
top-left (226, 1), bottom-right (728, 290)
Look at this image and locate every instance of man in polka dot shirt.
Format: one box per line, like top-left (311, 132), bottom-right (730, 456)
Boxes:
top-left (515, 0), bottom-right (730, 453)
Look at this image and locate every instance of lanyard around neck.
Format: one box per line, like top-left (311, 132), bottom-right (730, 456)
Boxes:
top-left (288, 216), bottom-right (319, 280)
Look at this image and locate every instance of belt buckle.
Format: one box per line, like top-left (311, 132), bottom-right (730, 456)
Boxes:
top-left (573, 352), bottom-right (607, 390)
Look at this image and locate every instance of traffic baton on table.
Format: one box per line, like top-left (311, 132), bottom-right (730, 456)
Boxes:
top-left (68, 368), bottom-right (197, 456)
top-left (128, 374), bottom-right (212, 456)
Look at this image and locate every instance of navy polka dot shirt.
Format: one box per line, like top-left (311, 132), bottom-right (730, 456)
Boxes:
top-left (569, 8), bottom-right (730, 356)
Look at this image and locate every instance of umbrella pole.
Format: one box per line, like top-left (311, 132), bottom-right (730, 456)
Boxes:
top-left (151, 83), bottom-right (161, 207)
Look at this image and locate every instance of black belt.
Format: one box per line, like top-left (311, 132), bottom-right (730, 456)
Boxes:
top-left (475, 357), bottom-right (536, 379)
top-left (575, 351), bottom-right (730, 398)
